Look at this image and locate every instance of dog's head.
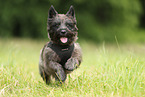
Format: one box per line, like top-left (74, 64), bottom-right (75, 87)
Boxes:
top-left (47, 5), bottom-right (78, 46)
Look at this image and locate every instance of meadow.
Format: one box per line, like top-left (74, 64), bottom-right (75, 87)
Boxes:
top-left (0, 38), bottom-right (145, 97)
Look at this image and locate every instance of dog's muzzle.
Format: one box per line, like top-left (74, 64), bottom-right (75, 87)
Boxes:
top-left (60, 30), bottom-right (67, 35)
top-left (59, 30), bottom-right (68, 43)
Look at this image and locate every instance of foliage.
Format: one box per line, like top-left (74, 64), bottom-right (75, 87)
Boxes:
top-left (0, 39), bottom-right (145, 96)
top-left (0, 0), bottom-right (144, 42)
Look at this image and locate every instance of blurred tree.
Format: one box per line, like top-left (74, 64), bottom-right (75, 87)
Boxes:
top-left (74, 0), bottom-right (142, 42)
top-left (140, 0), bottom-right (145, 28)
top-left (0, 0), bottom-right (144, 42)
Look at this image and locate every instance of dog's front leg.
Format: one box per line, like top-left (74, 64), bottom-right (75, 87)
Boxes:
top-left (64, 57), bottom-right (79, 71)
top-left (49, 61), bottom-right (66, 83)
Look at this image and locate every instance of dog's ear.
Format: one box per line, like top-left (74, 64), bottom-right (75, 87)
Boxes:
top-left (47, 5), bottom-right (58, 33)
top-left (48, 5), bottom-right (58, 18)
top-left (66, 5), bottom-right (75, 19)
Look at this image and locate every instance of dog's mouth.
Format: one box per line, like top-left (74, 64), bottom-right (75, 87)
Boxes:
top-left (60, 37), bottom-right (68, 43)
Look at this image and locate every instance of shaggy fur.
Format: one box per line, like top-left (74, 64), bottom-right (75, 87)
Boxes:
top-left (39, 5), bottom-right (82, 84)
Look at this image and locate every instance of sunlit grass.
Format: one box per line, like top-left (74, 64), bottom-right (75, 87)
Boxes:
top-left (0, 38), bottom-right (145, 96)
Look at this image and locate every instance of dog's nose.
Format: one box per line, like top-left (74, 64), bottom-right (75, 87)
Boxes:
top-left (60, 30), bottom-right (67, 35)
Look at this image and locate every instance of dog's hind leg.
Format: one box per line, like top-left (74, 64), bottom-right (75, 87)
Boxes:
top-left (43, 72), bottom-right (50, 84)
top-left (39, 68), bottom-right (51, 84)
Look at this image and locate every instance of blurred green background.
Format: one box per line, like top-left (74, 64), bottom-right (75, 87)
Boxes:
top-left (0, 0), bottom-right (145, 43)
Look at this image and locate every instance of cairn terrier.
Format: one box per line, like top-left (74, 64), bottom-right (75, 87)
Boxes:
top-left (39, 5), bottom-right (82, 84)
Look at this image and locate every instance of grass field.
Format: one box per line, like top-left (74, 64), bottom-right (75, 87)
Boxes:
top-left (0, 38), bottom-right (145, 97)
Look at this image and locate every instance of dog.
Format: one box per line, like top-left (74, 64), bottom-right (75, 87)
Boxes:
top-left (39, 5), bottom-right (82, 84)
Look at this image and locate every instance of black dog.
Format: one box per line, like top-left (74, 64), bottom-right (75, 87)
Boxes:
top-left (39, 5), bottom-right (82, 84)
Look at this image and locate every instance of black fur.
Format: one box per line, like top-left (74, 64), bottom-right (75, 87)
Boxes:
top-left (39, 5), bottom-right (82, 84)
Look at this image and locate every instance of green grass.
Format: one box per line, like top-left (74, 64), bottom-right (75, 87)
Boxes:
top-left (0, 38), bottom-right (145, 97)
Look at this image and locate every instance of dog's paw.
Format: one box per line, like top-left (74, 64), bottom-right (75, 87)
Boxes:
top-left (64, 58), bottom-right (79, 71)
top-left (55, 68), bottom-right (66, 83)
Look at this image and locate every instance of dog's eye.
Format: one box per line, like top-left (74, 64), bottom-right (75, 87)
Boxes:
top-left (66, 23), bottom-right (74, 28)
top-left (52, 23), bottom-right (60, 28)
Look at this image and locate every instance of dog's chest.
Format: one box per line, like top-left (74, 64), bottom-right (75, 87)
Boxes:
top-left (48, 42), bottom-right (74, 66)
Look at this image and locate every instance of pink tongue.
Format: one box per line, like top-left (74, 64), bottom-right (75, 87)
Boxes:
top-left (60, 37), bottom-right (68, 43)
